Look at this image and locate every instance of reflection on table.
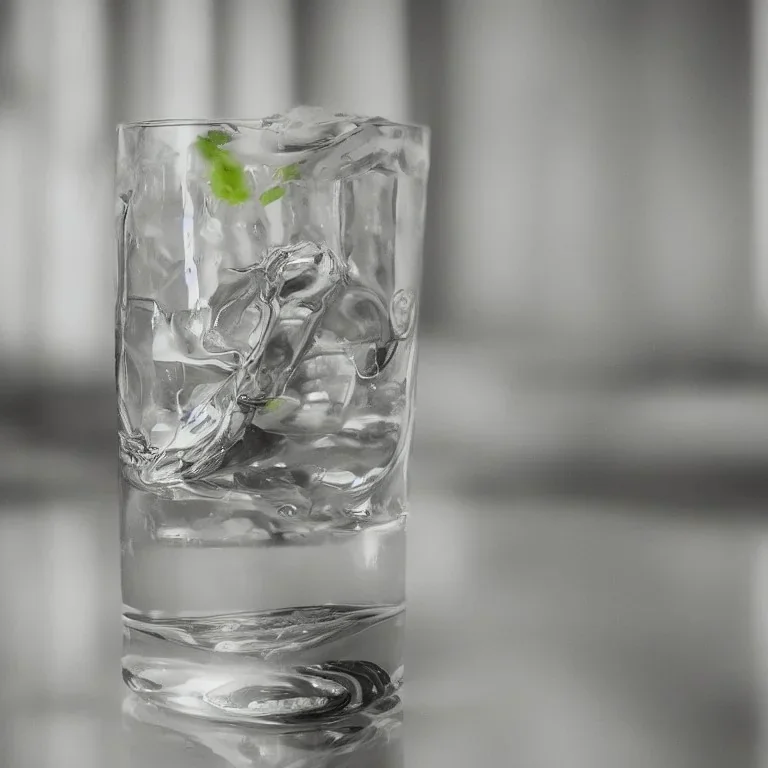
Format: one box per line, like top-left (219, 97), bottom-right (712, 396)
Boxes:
top-left (120, 693), bottom-right (402, 768)
top-left (0, 372), bottom-right (762, 767)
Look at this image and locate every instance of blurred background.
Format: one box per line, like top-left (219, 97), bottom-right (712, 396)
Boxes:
top-left (0, 0), bottom-right (765, 765)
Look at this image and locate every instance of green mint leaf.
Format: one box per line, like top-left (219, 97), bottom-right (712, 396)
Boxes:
top-left (206, 129), bottom-right (231, 147)
top-left (259, 186), bottom-right (286, 206)
top-left (275, 163), bottom-right (301, 182)
top-left (195, 135), bottom-right (220, 161)
top-left (210, 156), bottom-right (250, 204)
top-left (195, 130), bottom-right (250, 205)
top-left (195, 130), bottom-right (231, 160)
top-left (258, 164), bottom-right (300, 206)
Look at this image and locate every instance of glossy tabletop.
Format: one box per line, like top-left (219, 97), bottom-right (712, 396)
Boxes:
top-left (0, 366), bottom-right (760, 767)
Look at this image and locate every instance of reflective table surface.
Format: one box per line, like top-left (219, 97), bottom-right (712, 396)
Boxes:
top-left (0, 363), bottom-right (761, 767)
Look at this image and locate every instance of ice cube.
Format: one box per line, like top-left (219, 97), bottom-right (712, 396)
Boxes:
top-left (369, 381), bottom-right (406, 415)
top-left (227, 108), bottom-right (416, 188)
top-left (213, 425), bottom-right (288, 474)
top-left (251, 335), bottom-right (357, 436)
top-left (117, 297), bottom-right (242, 485)
top-left (269, 413), bottom-right (402, 498)
top-left (228, 108), bottom-right (365, 167)
top-left (277, 107), bottom-right (362, 149)
top-left (156, 515), bottom-right (271, 545)
top-left (206, 268), bottom-right (274, 358)
top-left (119, 241), bottom-right (349, 486)
top-left (126, 244), bottom-right (190, 311)
top-left (236, 241), bottom-right (348, 406)
top-left (229, 467), bottom-right (312, 517)
top-left (340, 171), bottom-right (398, 305)
top-left (322, 285), bottom-right (389, 342)
top-left (127, 146), bottom-right (183, 240)
top-left (321, 284), bottom-right (391, 378)
top-left (118, 298), bottom-right (156, 437)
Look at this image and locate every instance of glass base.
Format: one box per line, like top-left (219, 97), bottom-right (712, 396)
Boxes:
top-left (122, 688), bottom-right (404, 766)
top-left (122, 604), bottom-right (404, 727)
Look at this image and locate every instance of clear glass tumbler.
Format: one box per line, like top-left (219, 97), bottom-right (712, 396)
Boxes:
top-left (116, 109), bottom-right (429, 725)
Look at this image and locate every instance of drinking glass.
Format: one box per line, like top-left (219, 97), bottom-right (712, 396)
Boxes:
top-left (115, 109), bottom-right (429, 725)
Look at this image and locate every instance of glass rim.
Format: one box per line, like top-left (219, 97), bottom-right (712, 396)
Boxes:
top-left (117, 116), bottom-right (430, 133)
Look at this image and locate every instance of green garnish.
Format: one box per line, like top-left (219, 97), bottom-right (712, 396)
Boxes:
top-left (195, 130), bottom-right (251, 205)
top-left (258, 163), bottom-right (301, 207)
top-left (195, 130), bottom-right (231, 158)
top-left (275, 163), bottom-right (301, 182)
top-left (259, 186), bottom-right (286, 206)
top-left (263, 398), bottom-right (281, 413)
top-left (210, 154), bottom-right (250, 204)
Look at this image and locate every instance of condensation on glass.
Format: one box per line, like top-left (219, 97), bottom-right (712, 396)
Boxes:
top-left (115, 109), bottom-right (429, 725)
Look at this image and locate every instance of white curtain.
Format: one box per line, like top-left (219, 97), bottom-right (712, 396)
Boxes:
top-left (0, 0), bottom-right (753, 382)
top-left (444, 0), bottom-right (751, 361)
top-left (0, 0), bottom-right (410, 383)
top-left (755, 0), bottom-right (768, 320)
